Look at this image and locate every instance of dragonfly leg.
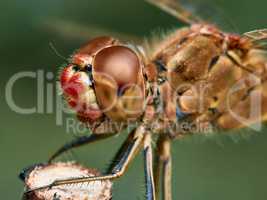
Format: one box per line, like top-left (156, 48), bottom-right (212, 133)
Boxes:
top-left (144, 133), bottom-right (156, 200)
top-left (162, 139), bottom-right (172, 200)
top-left (154, 136), bottom-right (172, 200)
top-left (153, 138), bottom-right (163, 199)
top-left (48, 133), bottom-right (117, 163)
top-left (26, 126), bottom-right (145, 194)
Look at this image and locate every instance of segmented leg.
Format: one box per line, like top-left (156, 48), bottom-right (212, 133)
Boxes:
top-left (144, 133), bottom-right (156, 200)
top-left (154, 136), bottom-right (172, 200)
top-left (145, 0), bottom-right (202, 25)
top-left (26, 126), bottom-right (145, 194)
top-left (153, 138), bottom-right (163, 199)
top-left (48, 133), bottom-right (117, 163)
top-left (162, 140), bottom-right (172, 200)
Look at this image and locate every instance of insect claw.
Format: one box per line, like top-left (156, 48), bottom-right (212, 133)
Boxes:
top-left (25, 183), bottom-right (53, 194)
top-left (24, 188), bottom-right (38, 194)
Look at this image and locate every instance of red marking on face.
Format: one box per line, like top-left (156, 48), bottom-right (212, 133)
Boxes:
top-left (60, 64), bottom-right (103, 123)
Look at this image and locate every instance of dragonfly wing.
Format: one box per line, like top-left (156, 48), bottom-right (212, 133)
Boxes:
top-left (244, 29), bottom-right (267, 50)
top-left (244, 29), bottom-right (267, 40)
top-left (40, 18), bottom-right (143, 44)
top-left (145, 0), bottom-right (203, 24)
top-left (145, 0), bottom-right (239, 32)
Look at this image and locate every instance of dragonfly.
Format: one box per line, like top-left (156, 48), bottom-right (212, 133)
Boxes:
top-left (25, 0), bottom-right (267, 199)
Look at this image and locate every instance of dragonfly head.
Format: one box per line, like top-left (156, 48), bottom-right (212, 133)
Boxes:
top-left (60, 37), bottom-right (146, 129)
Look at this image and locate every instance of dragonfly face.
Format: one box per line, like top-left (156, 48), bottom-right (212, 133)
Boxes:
top-left (60, 36), bottom-right (146, 132)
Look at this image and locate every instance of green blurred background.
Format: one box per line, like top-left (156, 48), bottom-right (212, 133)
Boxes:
top-left (1, 0), bottom-right (267, 199)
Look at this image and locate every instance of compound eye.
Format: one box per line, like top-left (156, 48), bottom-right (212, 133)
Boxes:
top-left (93, 46), bottom-right (140, 87)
